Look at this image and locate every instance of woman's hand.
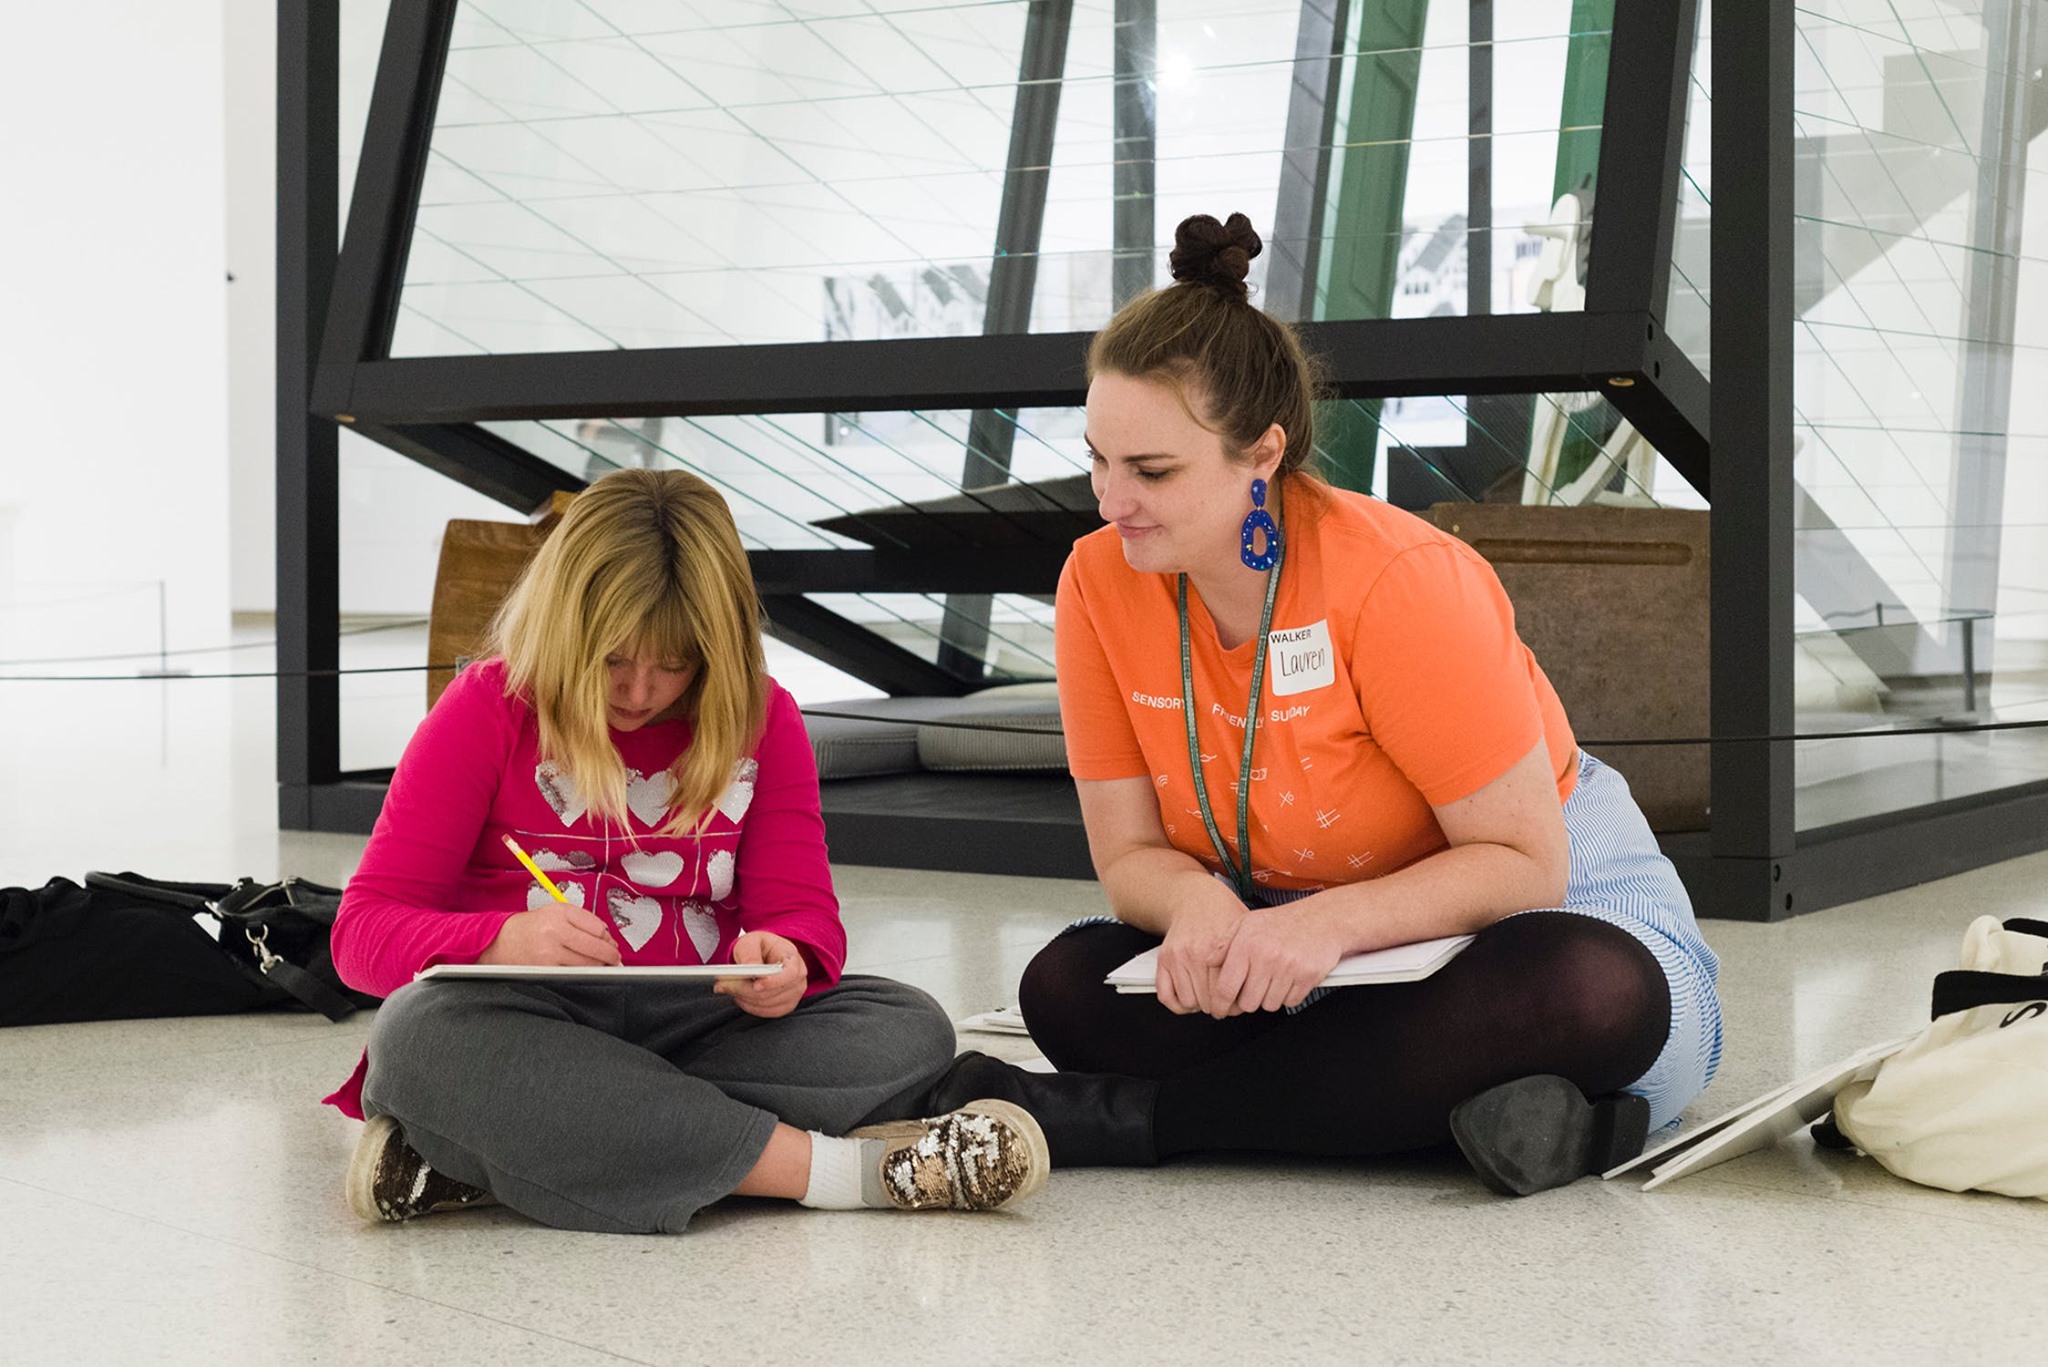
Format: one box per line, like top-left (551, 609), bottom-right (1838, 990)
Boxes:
top-left (478, 903), bottom-right (622, 967)
top-left (1155, 884), bottom-right (1248, 1016)
top-left (1213, 905), bottom-right (1346, 1015)
top-left (717, 930), bottom-right (809, 1019)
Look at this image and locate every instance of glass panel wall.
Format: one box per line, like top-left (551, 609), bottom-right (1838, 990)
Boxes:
top-left (484, 404), bottom-right (1091, 680)
top-left (392, 0), bottom-right (1617, 354)
top-left (485, 404), bottom-right (1089, 551)
top-left (1792, 0), bottom-right (2048, 828)
top-left (1367, 390), bottom-right (1701, 513)
top-left (469, 373), bottom-right (1709, 689)
top-left (1666, 0), bottom-right (1710, 376)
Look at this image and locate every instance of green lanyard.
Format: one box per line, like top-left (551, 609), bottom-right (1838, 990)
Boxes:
top-left (1177, 544), bottom-right (1285, 904)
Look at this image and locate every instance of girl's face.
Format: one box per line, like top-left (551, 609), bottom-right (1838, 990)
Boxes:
top-left (604, 652), bottom-right (697, 731)
top-left (1085, 370), bottom-right (1283, 580)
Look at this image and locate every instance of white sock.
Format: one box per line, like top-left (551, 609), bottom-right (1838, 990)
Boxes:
top-left (797, 1133), bottom-right (884, 1210)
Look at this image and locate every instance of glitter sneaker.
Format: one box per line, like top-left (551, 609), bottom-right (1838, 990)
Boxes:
top-left (851, 1099), bottom-right (1050, 1212)
top-left (345, 1113), bottom-right (496, 1222)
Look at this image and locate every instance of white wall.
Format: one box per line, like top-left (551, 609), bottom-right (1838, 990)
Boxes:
top-left (0, 3), bottom-right (232, 661)
top-left (225, 0), bottom-right (510, 620)
top-left (223, 0), bottom-right (277, 616)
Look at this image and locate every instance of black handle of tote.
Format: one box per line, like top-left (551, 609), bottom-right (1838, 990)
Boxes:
top-left (1930, 969), bottom-right (2048, 1019)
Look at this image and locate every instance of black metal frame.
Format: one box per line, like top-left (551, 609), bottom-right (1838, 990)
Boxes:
top-left (275, 0), bottom-right (2048, 919)
top-left (276, 0), bottom-right (340, 829)
top-left (1700, 0), bottom-right (1797, 921)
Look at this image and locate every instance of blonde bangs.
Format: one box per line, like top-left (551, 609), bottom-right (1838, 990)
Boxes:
top-left (489, 469), bottom-right (768, 839)
top-left (613, 585), bottom-right (701, 673)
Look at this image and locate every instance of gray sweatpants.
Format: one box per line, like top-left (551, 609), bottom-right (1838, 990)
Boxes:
top-left (360, 974), bottom-right (955, 1233)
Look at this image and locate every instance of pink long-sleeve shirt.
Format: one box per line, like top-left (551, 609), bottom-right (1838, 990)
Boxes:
top-left (322, 658), bottom-right (844, 1118)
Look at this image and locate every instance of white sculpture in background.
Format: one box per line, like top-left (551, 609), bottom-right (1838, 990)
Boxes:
top-left (1520, 189), bottom-right (1658, 508)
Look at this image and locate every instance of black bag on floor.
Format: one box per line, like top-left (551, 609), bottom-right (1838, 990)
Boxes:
top-left (0, 873), bottom-right (378, 1027)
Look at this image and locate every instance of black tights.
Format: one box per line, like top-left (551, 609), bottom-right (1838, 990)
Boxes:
top-left (1018, 912), bottom-right (1671, 1159)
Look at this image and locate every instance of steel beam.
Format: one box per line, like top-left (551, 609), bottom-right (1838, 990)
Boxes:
top-left (1586, 0), bottom-right (1697, 315)
top-left (750, 548), bottom-right (1071, 596)
top-left (1266, 0), bottom-right (1349, 322)
top-left (350, 421), bottom-right (583, 514)
top-left (313, 0), bottom-right (459, 408)
top-left (1467, 1), bottom-right (1492, 320)
top-left (277, 0), bottom-right (341, 825)
top-left (1703, 0), bottom-right (1797, 916)
top-left (327, 310), bottom-right (1697, 419)
top-left (1112, 0), bottom-right (1157, 308)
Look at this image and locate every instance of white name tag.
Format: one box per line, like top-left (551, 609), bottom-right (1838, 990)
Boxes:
top-left (1267, 619), bottom-right (1335, 696)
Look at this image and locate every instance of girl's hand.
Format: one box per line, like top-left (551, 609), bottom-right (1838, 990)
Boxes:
top-left (1156, 886), bottom-right (1247, 1017)
top-left (718, 930), bottom-right (809, 1018)
top-left (478, 903), bottom-right (622, 967)
top-left (1214, 906), bottom-right (1345, 1015)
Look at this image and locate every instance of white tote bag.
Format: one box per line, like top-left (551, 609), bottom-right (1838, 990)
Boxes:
top-left (1828, 916), bottom-right (2048, 1200)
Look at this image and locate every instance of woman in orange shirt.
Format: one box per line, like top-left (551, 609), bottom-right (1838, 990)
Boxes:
top-left (917, 214), bottom-right (1722, 1196)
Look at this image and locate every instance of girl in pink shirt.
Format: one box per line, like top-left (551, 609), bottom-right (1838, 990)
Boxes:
top-left (333, 469), bottom-right (1045, 1231)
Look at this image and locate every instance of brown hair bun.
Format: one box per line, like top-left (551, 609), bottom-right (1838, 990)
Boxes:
top-left (1091, 209), bottom-right (1321, 482)
top-left (1168, 212), bottom-right (1262, 300)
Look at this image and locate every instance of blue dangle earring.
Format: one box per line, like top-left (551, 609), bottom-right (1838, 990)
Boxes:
top-left (1240, 478), bottom-right (1282, 571)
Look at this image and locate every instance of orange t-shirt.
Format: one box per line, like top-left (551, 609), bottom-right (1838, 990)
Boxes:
top-left (1055, 478), bottom-right (1579, 892)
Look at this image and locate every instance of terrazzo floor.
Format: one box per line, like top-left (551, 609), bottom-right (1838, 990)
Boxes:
top-left (3, 634), bottom-right (2044, 1364)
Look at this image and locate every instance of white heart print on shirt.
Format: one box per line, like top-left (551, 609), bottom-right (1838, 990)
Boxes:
top-left (621, 849), bottom-right (685, 887)
top-left (706, 849), bottom-right (735, 901)
top-left (605, 888), bottom-right (663, 952)
top-left (534, 762), bottom-right (586, 827)
top-left (679, 900), bottom-right (721, 960)
top-left (625, 767), bottom-right (675, 828)
top-left (526, 880), bottom-right (587, 912)
top-left (715, 759), bottom-right (758, 824)
top-left (531, 847), bottom-right (596, 873)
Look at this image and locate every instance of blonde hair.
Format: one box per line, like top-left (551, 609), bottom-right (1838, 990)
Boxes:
top-left (488, 468), bottom-right (767, 837)
top-left (1088, 212), bottom-right (1322, 476)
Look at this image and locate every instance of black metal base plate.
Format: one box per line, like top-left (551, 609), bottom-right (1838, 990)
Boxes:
top-left (820, 772), bottom-right (1092, 880)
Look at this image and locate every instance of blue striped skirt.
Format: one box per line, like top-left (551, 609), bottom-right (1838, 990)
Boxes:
top-left (1062, 750), bottom-right (1724, 1130)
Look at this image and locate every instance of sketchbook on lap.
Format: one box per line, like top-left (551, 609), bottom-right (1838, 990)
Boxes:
top-left (415, 963), bottom-right (781, 984)
top-left (1105, 935), bottom-right (1475, 995)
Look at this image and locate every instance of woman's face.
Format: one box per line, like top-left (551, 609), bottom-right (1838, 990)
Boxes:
top-left (1085, 370), bottom-right (1282, 579)
top-left (604, 652), bottom-right (697, 731)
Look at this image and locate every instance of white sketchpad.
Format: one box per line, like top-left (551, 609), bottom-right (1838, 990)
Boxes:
top-left (1106, 935), bottom-right (1473, 994)
top-left (1605, 1033), bottom-right (1915, 1189)
top-left (415, 963), bottom-right (782, 983)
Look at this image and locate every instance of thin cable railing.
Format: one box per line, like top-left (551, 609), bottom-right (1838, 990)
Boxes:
top-left (6, 654), bottom-right (2048, 753)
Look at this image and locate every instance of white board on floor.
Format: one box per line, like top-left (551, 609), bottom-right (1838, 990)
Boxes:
top-left (1604, 1034), bottom-right (1913, 1188)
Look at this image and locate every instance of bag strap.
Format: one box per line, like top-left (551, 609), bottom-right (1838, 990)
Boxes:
top-left (1930, 969), bottom-right (2048, 1019)
top-left (218, 882), bottom-right (358, 1021)
top-left (214, 876), bottom-right (343, 924)
top-left (89, 873), bottom-right (342, 925)
top-left (252, 955), bottom-right (360, 1023)
top-left (212, 878), bottom-right (296, 923)
top-left (84, 871), bottom-right (230, 912)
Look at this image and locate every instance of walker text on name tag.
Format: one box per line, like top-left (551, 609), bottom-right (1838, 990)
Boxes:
top-left (1267, 620), bottom-right (1335, 696)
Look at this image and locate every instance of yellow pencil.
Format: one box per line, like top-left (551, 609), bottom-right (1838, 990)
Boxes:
top-left (501, 833), bottom-right (568, 902)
